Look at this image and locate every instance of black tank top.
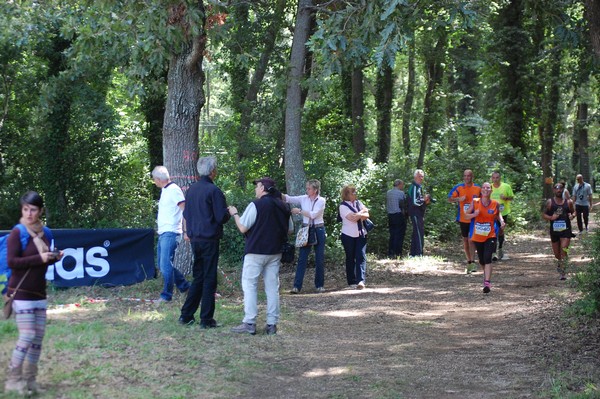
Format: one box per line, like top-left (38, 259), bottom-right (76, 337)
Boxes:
top-left (547, 197), bottom-right (571, 234)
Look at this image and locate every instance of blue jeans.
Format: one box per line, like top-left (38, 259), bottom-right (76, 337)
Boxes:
top-left (294, 226), bottom-right (326, 290)
top-left (341, 233), bottom-right (367, 285)
top-left (157, 232), bottom-right (190, 301)
top-left (241, 254), bottom-right (281, 325)
top-left (180, 240), bottom-right (219, 323)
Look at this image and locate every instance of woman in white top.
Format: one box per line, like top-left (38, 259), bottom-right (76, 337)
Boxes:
top-left (284, 179), bottom-right (326, 293)
top-left (339, 184), bottom-right (370, 289)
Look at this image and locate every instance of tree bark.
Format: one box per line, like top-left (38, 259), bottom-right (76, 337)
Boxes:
top-left (375, 64), bottom-right (393, 163)
top-left (417, 35), bottom-right (445, 169)
top-left (584, 0), bottom-right (600, 60)
top-left (162, 1), bottom-right (207, 193)
top-left (351, 67), bottom-right (366, 156)
top-left (401, 39), bottom-right (415, 156)
top-left (453, 29), bottom-right (479, 148)
top-left (228, 1), bottom-right (251, 188)
top-left (575, 102), bottom-right (590, 181)
top-left (494, 0), bottom-right (528, 168)
top-left (540, 50), bottom-right (561, 200)
top-left (41, 33), bottom-right (73, 226)
top-left (284, 0), bottom-right (313, 195)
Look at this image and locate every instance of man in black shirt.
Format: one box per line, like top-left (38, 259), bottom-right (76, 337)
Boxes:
top-left (178, 156), bottom-right (230, 328)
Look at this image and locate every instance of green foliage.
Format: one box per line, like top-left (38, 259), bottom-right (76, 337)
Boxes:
top-left (571, 229), bottom-right (600, 316)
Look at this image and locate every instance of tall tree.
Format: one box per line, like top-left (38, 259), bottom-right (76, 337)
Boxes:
top-left (417, 31), bottom-right (446, 169)
top-left (38, 30), bottom-right (74, 226)
top-left (351, 67), bottom-right (366, 156)
top-left (401, 38), bottom-right (415, 156)
top-left (491, 0), bottom-right (528, 169)
top-left (584, 0), bottom-right (600, 60)
top-left (285, 0), bottom-right (313, 195)
top-left (161, 2), bottom-right (207, 192)
top-left (539, 49), bottom-right (562, 199)
top-left (375, 64), bottom-right (394, 163)
top-left (225, 0), bottom-right (251, 187)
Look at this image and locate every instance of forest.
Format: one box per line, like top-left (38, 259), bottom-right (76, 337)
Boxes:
top-left (0, 0), bottom-right (599, 260)
top-left (3, 3), bottom-right (600, 397)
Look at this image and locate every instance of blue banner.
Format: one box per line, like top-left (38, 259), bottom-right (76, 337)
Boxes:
top-left (1, 228), bottom-right (155, 288)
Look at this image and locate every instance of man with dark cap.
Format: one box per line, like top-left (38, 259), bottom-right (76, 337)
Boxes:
top-left (228, 178), bottom-right (292, 335)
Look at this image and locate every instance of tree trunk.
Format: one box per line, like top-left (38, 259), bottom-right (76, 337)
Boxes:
top-left (454, 30), bottom-right (479, 148)
top-left (417, 35), bottom-right (445, 169)
top-left (375, 64), bottom-right (393, 163)
top-left (540, 50), bottom-right (561, 200)
top-left (41, 33), bottom-right (73, 226)
top-left (401, 39), bottom-right (415, 156)
top-left (585, 0), bottom-right (600, 60)
top-left (575, 102), bottom-right (591, 181)
top-left (284, 0), bottom-right (313, 195)
top-left (300, 12), bottom-right (317, 107)
top-left (229, 1), bottom-right (251, 188)
top-left (494, 0), bottom-right (528, 169)
top-left (163, 1), bottom-right (207, 276)
top-left (352, 67), bottom-right (366, 156)
top-left (341, 63), bottom-right (352, 119)
top-left (162, 1), bottom-right (207, 193)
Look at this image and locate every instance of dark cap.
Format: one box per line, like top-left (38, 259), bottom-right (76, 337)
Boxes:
top-left (253, 177), bottom-right (276, 191)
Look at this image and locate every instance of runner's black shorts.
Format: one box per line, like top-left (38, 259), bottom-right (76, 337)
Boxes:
top-left (459, 222), bottom-right (470, 238)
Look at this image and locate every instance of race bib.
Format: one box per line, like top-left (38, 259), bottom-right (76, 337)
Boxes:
top-left (475, 222), bottom-right (491, 236)
top-left (553, 220), bottom-right (567, 232)
top-left (499, 204), bottom-right (505, 213)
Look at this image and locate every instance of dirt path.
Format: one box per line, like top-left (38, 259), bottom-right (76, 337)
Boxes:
top-left (243, 221), bottom-right (600, 398)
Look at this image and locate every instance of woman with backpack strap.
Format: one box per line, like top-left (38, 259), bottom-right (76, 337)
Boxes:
top-left (5, 191), bottom-right (63, 394)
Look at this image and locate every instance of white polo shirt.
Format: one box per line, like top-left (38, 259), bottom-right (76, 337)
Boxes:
top-left (157, 182), bottom-right (185, 234)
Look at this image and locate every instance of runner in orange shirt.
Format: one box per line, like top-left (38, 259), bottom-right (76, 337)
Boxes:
top-left (447, 169), bottom-right (481, 273)
top-left (465, 182), bottom-right (505, 293)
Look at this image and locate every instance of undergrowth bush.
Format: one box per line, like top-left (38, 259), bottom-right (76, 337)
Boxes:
top-left (571, 229), bottom-right (600, 316)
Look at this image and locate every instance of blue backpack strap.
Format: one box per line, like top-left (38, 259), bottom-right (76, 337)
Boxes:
top-left (15, 224), bottom-right (30, 251)
top-left (42, 226), bottom-right (53, 243)
top-left (0, 224), bottom-right (31, 293)
top-left (15, 224), bottom-right (53, 251)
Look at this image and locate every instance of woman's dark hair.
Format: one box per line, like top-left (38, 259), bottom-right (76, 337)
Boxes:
top-left (20, 191), bottom-right (44, 209)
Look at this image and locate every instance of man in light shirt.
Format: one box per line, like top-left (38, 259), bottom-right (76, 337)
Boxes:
top-left (152, 166), bottom-right (190, 302)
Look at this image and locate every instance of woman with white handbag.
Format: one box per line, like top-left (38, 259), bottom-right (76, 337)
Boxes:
top-left (284, 179), bottom-right (326, 293)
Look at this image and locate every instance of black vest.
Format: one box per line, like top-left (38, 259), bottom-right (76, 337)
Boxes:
top-left (245, 195), bottom-right (291, 255)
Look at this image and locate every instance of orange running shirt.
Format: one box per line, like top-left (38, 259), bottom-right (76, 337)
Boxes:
top-left (448, 183), bottom-right (482, 223)
top-left (468, 198), bottom-right (500, 243)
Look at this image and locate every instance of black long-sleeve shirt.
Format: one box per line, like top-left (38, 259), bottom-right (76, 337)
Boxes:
top-left (183, 176), bottom-right (231, 241)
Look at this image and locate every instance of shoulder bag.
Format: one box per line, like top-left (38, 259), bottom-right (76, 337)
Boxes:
top-left (3, 269), bottom-right (31, 320)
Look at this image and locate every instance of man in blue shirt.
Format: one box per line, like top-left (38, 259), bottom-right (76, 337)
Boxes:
top-left (386, 179), bottom-right (407, 258)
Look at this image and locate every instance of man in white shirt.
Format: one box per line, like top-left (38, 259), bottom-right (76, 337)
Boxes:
top-left (572, 174), bottom-right (594, 234)
top-left (152, 166), bottom-right (190, 302)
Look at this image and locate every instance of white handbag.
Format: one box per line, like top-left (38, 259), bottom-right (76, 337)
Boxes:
top-left (295, 226), bottom-right (309, 247)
